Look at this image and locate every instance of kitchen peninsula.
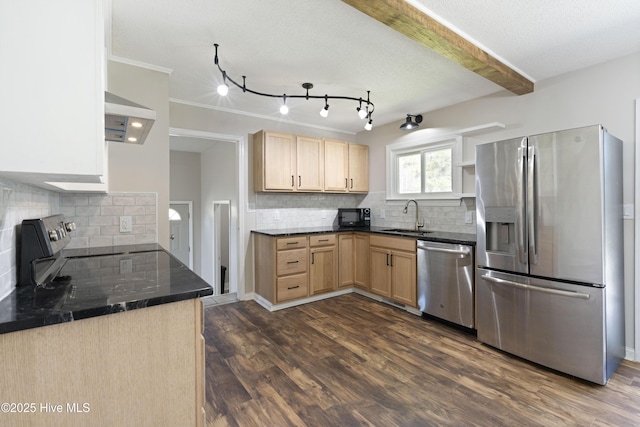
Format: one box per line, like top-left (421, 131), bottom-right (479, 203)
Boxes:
top-left (0, 246), bottom-right (212, 427)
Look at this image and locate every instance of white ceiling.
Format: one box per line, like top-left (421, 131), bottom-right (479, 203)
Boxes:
top-left (110, 0), bottom-right (640, 135)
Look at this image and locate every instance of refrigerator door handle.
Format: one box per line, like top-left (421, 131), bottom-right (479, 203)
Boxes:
top-left (527, 145), bottom-right (538, 265)
top-left (481, 275), bottom-right (591, 300)
top-left (517, 141), bottom-right (527, 264)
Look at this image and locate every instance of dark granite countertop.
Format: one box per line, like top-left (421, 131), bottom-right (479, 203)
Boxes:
top-left (252, 226), bottom-right (476, 245)
top-left (0, 245), bottom-right (213, 335)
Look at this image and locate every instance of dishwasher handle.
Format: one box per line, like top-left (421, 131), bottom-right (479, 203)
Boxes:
top-left (421, 246), bottom-right (470, 256)
top-left (481, 275), bottom-right (591, 300)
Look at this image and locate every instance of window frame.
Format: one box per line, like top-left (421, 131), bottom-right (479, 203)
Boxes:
top-left (386, 134), bottom-right (463, 203)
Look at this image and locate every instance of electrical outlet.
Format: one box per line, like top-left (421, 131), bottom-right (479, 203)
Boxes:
top-left (465, 211), bottom-right (473, 224)
top-left (380, 208), bottom-right (385, 219)
top-left (120, 258), bottom-right (133, 274)
top-left (321, 210), bottom-right (327, 219)
top-left (274, 210), bottom-right (280, 221)
top-left (119, 216), bottom-right (132, 233)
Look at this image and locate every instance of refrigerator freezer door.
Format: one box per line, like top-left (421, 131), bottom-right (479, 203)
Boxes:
top-left (476, 268), bottom-right (609, 384)
top-left (528, 125), bottom-right (605, 284)
top-left (475, 137), bottom-right (528, 274)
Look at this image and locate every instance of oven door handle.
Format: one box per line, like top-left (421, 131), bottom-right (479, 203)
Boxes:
top-left (481, 275), bottom-right (590, 300)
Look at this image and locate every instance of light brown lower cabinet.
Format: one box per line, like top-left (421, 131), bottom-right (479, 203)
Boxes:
top-left (255, 232), bottom-right (416, 307)
top-left (339, 233), bottom-right (369, 290)
top-left (309, 234), bottom-right (337, 295)
top-left (369, 235), bottom-right (417, 307)
top-left (0, 299), bottom-right (205, 426)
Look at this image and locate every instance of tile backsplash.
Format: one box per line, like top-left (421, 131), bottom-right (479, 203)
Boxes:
top-left (60, 193), bottom-right (157, 249)
top-left (254, 191), bottom-right (476, 234)
top-left (0, 177), bottom-right (157, 300)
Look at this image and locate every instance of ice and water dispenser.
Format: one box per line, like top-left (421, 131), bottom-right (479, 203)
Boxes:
top-left (484, 206), bottom-right (517, 254)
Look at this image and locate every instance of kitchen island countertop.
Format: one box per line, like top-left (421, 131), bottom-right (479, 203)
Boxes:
top-left (0, 246), bottom-right (212, 335)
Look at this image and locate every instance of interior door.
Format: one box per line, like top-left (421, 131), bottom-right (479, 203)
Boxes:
top-left (169, 203), bottom-right (191, 268)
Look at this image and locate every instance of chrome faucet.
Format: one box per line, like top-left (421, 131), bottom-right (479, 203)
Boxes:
top-left (403, 199), bottom-right (424, 230)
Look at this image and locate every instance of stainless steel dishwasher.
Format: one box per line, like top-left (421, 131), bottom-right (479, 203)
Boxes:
top-left (417, 240), bottom-right (475, 328)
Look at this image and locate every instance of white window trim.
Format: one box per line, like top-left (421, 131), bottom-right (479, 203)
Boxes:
top-left (386, 134), bottom-right (463, 205)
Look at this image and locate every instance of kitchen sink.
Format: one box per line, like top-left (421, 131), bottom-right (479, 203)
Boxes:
top-left (382, 228), bottom-right (433, 236)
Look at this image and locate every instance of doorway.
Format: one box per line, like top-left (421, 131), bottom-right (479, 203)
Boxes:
top-left (169, 201), bottom-right (193, 268)
top-left (213, 201), bottom-right (231, 295)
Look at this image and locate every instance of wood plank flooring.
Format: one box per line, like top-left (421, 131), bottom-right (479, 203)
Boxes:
top-left (203, 294), bottom-right (640, 426)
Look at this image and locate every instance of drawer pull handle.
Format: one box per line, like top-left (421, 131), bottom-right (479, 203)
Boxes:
top-left (286, 242), bottom-right (299, 245)
top-left (287, 285), bottom-right (300, 290)
top-left (318, 239), bottom-right (329, 242)
top-left (287, 260), bottom-right (299, 264)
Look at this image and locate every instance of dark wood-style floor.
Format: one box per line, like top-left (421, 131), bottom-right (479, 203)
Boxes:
top-left (203, 294), bottom-right (640, 426)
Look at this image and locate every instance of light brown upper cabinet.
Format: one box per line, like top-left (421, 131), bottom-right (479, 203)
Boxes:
top-left (296, 135), bottom-right (324, 191)
top-left (254, 131), bottom-right (323, 192)
top-left (324, 140), bottom-right (369, 193)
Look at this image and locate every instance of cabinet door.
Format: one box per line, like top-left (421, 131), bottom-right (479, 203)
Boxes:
top-left (0, 0), bottom-right (105, 182)
top-left (348, 144), bottom-right (369, 193)
top-left (369, 247), bottom-right (391, 298)
top-left (354, 234), bottom-right (369, 290)
top-left (390, 250), bottom-right (417, 307)
top-left (338, 234), bottom-right (354, 288)
top-left (263, 132), bottom-right (296, 191)
top-left (310, 247), bottom-right (337, 295)
top-left (324, 140), bottom-right (349, 192)
top-left (296, 136), bottom-right (323, 191)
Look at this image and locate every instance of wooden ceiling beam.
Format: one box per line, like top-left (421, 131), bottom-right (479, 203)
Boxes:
top-left (341, 0), bottom-right (534, 95)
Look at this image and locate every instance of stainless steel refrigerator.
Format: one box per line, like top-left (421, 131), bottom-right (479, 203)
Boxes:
top-left (475, 124), bottom-right (624, 385)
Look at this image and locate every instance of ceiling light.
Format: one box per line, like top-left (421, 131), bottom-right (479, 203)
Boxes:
top-left (213, 43), bottom-right (375, 129)
top-left (127, 137), bottom-right (138, 142)
top-left (217, 71), bottom-right (229, 96)
top-left (399, 114), bottom-right (423, 131)
top-left (280, 95), bottom-right (289, 115)
top-left (320, 96), bottom-right (329, 117)
top-left (130, 121), bottom-right (142, 128)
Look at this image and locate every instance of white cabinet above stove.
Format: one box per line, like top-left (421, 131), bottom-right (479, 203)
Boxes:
top-left (0, 0), bottom-right (107, 193)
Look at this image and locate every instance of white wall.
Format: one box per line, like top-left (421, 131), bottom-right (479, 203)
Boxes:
top-left (356, 51), bottom-right (640, 354)
top-left (107, 60), bottom-right (171, 247)
top-left (200, 142), bottom-right (237, 287)
top-left (169, 151), bottom-right (202, 275)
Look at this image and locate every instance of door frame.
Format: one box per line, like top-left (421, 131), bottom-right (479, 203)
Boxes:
top-left (169, 126), bottom-right (248, 299)
top-left (169, 200), bottom-right (193, 269)
top-left (213, 200), bottom-right (231, 295)
top-left (635, 98), bottom-right (639, 361)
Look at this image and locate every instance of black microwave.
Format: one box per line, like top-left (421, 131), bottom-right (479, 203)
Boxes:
top-left (337, 208), bottom-right (371, 228)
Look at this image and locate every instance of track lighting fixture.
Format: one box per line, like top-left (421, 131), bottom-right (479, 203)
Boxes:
top-left (213, 44), bottom-right (375, 129)
top-left (400, 114), bottom-right (423, 131)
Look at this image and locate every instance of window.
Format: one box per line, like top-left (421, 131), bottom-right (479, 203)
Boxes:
top-left (387, 136), bottom-right (461, 201)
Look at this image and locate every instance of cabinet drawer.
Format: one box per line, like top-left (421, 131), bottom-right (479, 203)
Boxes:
top-left (277, 248), bottom-right (307, 275)
top-left (309, 234), bottom-right (336, 247)
top-left (370, 235), bottom-right (416, 252)
top-left (276, 236), bottom-right (307, 250)
top-left (277, 274), bottom-right (309, 301)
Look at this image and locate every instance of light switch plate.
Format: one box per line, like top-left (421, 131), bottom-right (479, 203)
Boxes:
top-left (380, 208), bottom-right (385, 219)
top-left (274, 210), bottom-right (280, 221)
top-left (623, 204), bottom-right (634, 219)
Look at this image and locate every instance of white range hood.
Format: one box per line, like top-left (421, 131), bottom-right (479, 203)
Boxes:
top-left (105, 92), bottom-right (156, 144)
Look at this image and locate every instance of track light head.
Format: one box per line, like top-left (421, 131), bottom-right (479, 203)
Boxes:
top-left (320, 96), bottom-right (329, 117)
